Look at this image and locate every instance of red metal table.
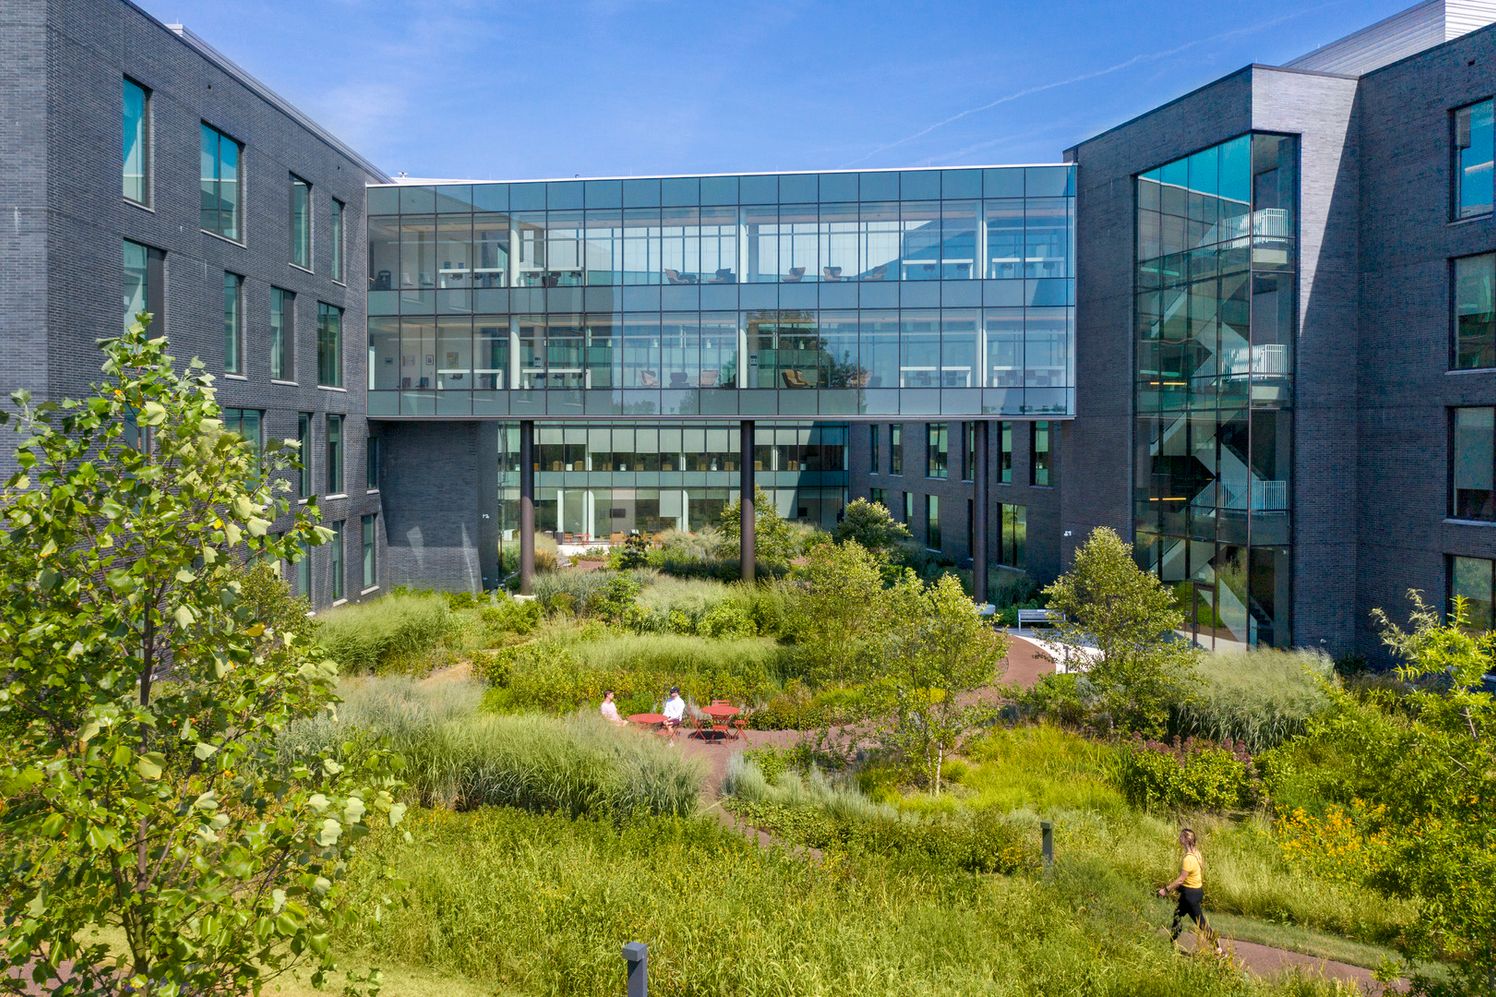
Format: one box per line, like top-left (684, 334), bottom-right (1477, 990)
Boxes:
top-left (702, 704), bottom-right (740, 721)
top-left (627, 713), bottom-right (668, 728)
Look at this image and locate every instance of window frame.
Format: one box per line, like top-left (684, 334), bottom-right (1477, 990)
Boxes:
top-left (925, 493), bottom-right (941, 551)
top-left (270, 287), bottom-right (295, 381)
top-left (1450, 405), bottom-right (1496, 521)
top-left (297, 412), bottom-right (313, 500)
top-left (1453, 97), bottom-right (1495, 221)
top-left (291, 174), bottom-right (313, 270)
top-left (366, 436), bottom-right (381, 491)
top-left (1453, 252), bottom-right (1496, 371)
top-left (1448, 554), bottom-right (1496, 632)
top-left (1031, 421), bottom-right (1052, 486)
top-left (330, 523), bottom-right (345, 602)
top-left (361, 513), bottom-right (377, 590)
top-left (223, 271), bottom-right (244, 374)
top-left (122, 77), bottom-right (151, 207)
top-left (200, 121), bottom-right (244, 242)
top-left (317, 302), bottom-right (344, 387)
top-left (999, 421), bottom-right (1013, 484)
top-left (326, 413), bottom-right (344, 496)
top-left (890, 424), bottom-right (903, 475)
top-left (330, 198), bottom-right (346, 283)
top-left (122, 238), bottom-right (165, 333)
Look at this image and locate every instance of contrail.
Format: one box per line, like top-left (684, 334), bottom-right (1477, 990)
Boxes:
top-left (841, 3), bottom-right (1344, 167)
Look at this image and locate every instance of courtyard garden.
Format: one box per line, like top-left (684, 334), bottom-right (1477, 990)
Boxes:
top-left (2, 326), bottom-right (1491, 997)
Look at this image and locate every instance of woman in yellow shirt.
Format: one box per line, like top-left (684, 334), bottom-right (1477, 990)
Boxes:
top-left (1157, 828), bottom-right (1223, 955)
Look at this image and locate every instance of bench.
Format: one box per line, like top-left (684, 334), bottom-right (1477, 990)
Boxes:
top-left (1016, 608), bottom-right (1062, 629)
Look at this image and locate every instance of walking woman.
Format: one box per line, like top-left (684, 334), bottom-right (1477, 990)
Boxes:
top-left (1158, 828), bottom-right (1224, 956)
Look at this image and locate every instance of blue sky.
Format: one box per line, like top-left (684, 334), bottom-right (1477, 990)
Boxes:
top-left (140, 0), bottom-right (1407, 180)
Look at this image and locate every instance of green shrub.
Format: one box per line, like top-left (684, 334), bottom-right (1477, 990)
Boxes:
top-left (284, 676), bottom-right (701, 819)
top-left (482, 631), bottom-right (784, 717)
top-left (1174, 648), bottom-right (1334, 752)
top-left (498, 532), bottom-right (558, 578)
top-left (316, 592), bottom-right (457, 673)
top-left (747, 678), bottom-right (896, 730)
top-left (1114, 737), bottom-right (1258, 813)
top-left (478, 595), bottom-right (542, 640)
top-left (1016, 672), bottom-right (1089, 728)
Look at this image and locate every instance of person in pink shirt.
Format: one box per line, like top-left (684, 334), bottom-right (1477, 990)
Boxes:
top-left (599, 689), bottom-right (627, 726)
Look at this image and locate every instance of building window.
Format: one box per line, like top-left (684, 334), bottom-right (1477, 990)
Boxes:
top-left (297, 412), bottom-right (313, 498)
top-left (1454, 99), bottom-right (1494, 220)
top-left (291, 175), bottom-right (312, 269)
top-left (317, 302), bottom-right (343, 387)
top-left (362, 513), bottom-right (377, 589)
top-left (1031, 421), bottom-right (1051, 485)
top-left (326, 413), bottom-right (344, 495)
top-left (890, 424), bottom-right (903, 475)
top-left (962, 423), bottom-right (976, 481)
top-left (926, 494), bottom-right (941, 550)
top-left (999, 422), bottom-right (1013, 483)
top-left (223, 272), bottom-right (244, 374)
top-left (1000, 503), bottom-right (1026, 567)
top-left (221, 408), bottom-right (262, 461)
top-left (926, 423), bottom-right (948, 478)
top-left (295, 538), bottom-right (311, 601)
top-left (200, 122), bottom-right (242, 241)
top-left (902, 491), bottom-right (914, 523)
top-left (330, 523), bottom-right (345, 602)
top-left (270, 287), bottom-right (294, 380)
top-left (122, 239), bottom-right (163, 332)
top-left (1450, 555), bottom-right (1495, 631)
top-left (870, 486), bottom-right (886, 507)
top-left (1452, 406), bottom-right (1496, 520)
top-left (1455, 253), bottom-right (1495, 369)
top-left (366, 436), bottom-right (380, 490)
top-left (869, 424), bottom-right (879, 471)
top-left (122, 78), bottom-right (150, 205)
top-left (330, 198), bottom-right (345, 282)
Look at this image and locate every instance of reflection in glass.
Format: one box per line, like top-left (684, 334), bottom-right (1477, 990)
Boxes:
top-left (123, 78), bottom-right (149, 204)
top-left (1455, 99), bottom-right (1494, 220)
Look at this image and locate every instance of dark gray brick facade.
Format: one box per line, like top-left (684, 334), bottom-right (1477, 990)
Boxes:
top-left (0, 0), bottom-right (386, 609)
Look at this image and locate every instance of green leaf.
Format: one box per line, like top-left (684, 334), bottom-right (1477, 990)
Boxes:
top-left (343, 797), bottom-right (366, 824)
top-left (174, 604), bottom-right (195, 629)
top-left (388, 802), bottom-right (407, 827)
top-left (139, 400), bottom-right (167, 426)
top-left (193, 742), bottom-right (218, 761)
top-left (316, 818), bottom-right (342, 847)
top-left (137, 753), bottom-right (165, 780)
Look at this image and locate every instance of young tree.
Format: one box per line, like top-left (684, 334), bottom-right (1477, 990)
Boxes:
top-left (0, 319), bottom-right (403, 995)
top-left (1279, 593), bottom-right (1495, 993)
top-left (885, 573), bottom-right (1008, 794)
top-left (832, 498), bottom-right (911, 557)
top-left (1042, 527), bottom-right (1197, 737)
top-left (789, 538), bottom-right (895, 683)
top-left (715, 487), bottom-right (798, 570)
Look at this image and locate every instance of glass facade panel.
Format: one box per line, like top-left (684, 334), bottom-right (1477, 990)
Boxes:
top-left (890, 423), bottom-right (903, 474)
top-left (291, 175), bottom-right (312, 268)
top-left (1455, 253), bottom-right (1495, 369)
top-left (1136, 133), bottom-right (1296, 648)
top-left (223, 272), bottom-right (243, 374)
top-left (270, 288), bottom-right (293, 381)
top-left (122, 239), bottom-right (151, 331)
top-left (367, 168), bottom-right (1076, 419)
top-left (1455, 99), bottom-right (1494, 220)
top-left (999, 421), bottom-right (1012, 483)
top-left (200, 123), bottom-right (241, 241)
top-left (122, 78), bottom-right (149, 205)
top-left (926, 494), bottom-right (941, 549)
top-left (318, 302), bottom-right (343, 387)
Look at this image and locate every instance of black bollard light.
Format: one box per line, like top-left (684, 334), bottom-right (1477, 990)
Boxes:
top-left (623, 941), bottom-right (648, 997)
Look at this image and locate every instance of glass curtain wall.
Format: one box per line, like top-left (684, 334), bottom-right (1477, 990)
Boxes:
top-left (1135, 134), bottom-right (1297, 649)
top-left (496, 422), bottom-right (846, 541)
top-left (366, 168), bottom-right (1075, 419)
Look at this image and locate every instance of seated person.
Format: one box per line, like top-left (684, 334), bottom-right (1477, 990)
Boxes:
top-left (599, 690), bottom-right (627, 727)
top-left (662, 687), bottom-right (686, 728)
